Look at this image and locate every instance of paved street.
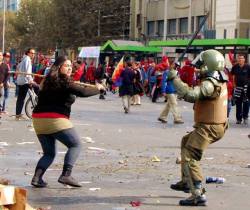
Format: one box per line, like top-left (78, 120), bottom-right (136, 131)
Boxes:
top-left (0, 90), bottom-right (250, 210)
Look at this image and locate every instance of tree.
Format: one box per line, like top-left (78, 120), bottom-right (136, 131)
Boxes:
top-left (4, 0), bottom-right (131, 52)
top-left (11, 0), bottom-right (57, 52)
top-left (0, 11), bottom-right (20, 51)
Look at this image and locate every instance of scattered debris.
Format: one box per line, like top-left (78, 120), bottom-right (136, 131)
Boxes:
top-left (89, 187), bottom-right (101, 191)
top-left (206, 176), bottom-right (225, 184)
top-left (0, 142), bottom-right (9, 147)
top-left (118, 159), bottom-right (128, 165)
top-left (87, 147), bottom-right (106, 152)
top-left (151, 156), bottom-right (161, 162)
top-left (81, 137), bottom-right (95, 143)
top-left (36, 151), bottom-right (43, 155)
top-left (36, 207), bottom-right (52, 210)
top-left (247, 164), bottom-right (250, 168)
top-left (79, 181), bottom-right (92, 184)
top-left (205, 157), bottom-right (214, 160)
top-left (58, 151), bottom-right (67, 154)
top-left (24, 172), bottom-right (33, 176)
top-left (176, 157), bottom-right (181, 164)
top-left (118, 160), bottom-right (125, 164)
top-left (130, 200), bottom-right (141, 207)
top-left (17, 142), bottom-right (35, 145)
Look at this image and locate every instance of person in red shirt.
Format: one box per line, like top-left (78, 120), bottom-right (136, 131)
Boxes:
top-left (224, 67), bottom-right (234, 118)
top-left (73, 60), bottom-right (85, 82)
top-left (86, 61), bottom-right (96, 84)
top-left (179, 59), bottom-right (195, 87)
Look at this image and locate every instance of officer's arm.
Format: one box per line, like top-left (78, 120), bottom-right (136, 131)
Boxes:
top-left (172, 77), bottom-right (215, 103)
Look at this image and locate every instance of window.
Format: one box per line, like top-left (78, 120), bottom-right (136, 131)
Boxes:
top-left (11, 3), bottom-right (15, 10)
top-left (157, 20), bottom-right (164, 37)
top-left (168, 19), bottom-right (176, 35)
top-left (147, 21), bottom-right (155, 36)
top-left (197, 16), bottom-right (207, 32)
top-left (179, 18), bottom-right (188, 34)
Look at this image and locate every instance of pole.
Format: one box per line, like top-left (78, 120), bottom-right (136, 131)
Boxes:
top-left (97, 9), bottom-right (101, 36)
top-left (188, 0), bottom-right (192, 34)
top-left (163, 0), bottom-right (168, 40)
top-left (2, 0), bottom-right (6, 52)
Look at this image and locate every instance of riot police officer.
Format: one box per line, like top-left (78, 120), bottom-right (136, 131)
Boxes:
top-left (168, 49), bottom-right (228, 206)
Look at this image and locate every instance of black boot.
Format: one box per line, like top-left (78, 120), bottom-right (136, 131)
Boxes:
top-left (179, 194), bottom-right (207, 206)
top-left (99, 94), bottom-right (105, 100)
top-left (58, 165), bottom-right (82, 187)
top-left (31, 168), bottom-right (48, 188)
top-left (179, 181), bottom-right (207, 206)
top-left (170, 180), bottom-right (190, 193)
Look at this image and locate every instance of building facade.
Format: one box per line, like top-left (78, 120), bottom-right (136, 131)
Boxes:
top-left (216, 0), bottom-right (250, 39)
top-left (130, 0), bottom-right (250, 41)
top-left (0, 0), bottom-right (20, 11)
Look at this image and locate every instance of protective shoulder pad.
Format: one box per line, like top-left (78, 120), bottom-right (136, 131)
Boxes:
top-left (206, 71), bottom-right (228, 82)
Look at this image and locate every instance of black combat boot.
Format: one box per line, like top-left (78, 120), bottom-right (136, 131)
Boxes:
top-left (99, 94), bottom-right (105, 100)
top-left (58, 164), bottom-right (82, 187)
top-left (179, 181), bottom-right (207, 206)
top-left (170, 180), bottom-right (190, 193)
top-left (31, 168), bottom-right (48, 188)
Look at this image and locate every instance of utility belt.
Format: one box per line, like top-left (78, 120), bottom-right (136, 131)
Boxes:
top-left (195, 120), bottom-right (229, 130)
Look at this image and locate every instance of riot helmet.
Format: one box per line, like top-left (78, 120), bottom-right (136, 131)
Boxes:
top-left (192, 49), bottom-right (225, 73)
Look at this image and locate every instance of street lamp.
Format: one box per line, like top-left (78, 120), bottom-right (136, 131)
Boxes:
top-left (2, 0), bottom-right (6, 52)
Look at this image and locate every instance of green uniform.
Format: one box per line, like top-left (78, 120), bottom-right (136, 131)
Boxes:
top-left (173, 77), bottom-right (228, 183)
top-left (169, 49), bottom-right (228, 206)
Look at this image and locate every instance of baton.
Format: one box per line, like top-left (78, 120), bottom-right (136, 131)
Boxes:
top-left (178, 12), bottom-right (210, 62)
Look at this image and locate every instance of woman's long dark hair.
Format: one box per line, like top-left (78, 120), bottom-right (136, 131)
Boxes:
top-left (41, 56), bottom-right (72, 91)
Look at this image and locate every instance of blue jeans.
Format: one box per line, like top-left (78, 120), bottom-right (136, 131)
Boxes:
top-left (35, 128), bottom-right (82, 171)
top-left (0, 87), bottom-right (10, 111)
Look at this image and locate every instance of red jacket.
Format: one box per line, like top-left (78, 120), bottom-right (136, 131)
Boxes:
top-left (224, 68), bottom-right (234, 99)
top-left (86, 64), bottom-right (95, 83)
top-left (73, 63), bottom-right (85, 81)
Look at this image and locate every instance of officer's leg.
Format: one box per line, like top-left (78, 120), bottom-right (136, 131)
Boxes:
top-left (170, 132), bottom-right (192, 193)
top-left (179, 146), bottom-right (207, 206)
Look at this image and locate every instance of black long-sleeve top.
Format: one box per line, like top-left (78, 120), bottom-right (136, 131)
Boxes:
top-left (33, 82), bottom-right (99, 117)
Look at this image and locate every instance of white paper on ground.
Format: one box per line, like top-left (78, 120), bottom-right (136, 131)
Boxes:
top-left (89, 187), bottom-right (101, 191)
top-left (87, 147), bottom-right (106, 151)
top-left (17, 142), bottom-right (35, 145)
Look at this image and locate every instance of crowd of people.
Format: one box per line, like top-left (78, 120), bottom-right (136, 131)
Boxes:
top-left (1, 49), bottom-right (250, 124)
top-left (0, 49), bottom-right (249, 123)
top-left (0, 48), bottom-right (250, 206)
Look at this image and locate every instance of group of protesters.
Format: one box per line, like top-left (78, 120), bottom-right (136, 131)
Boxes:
top-left (1, 49), bottom-right (250, 125)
